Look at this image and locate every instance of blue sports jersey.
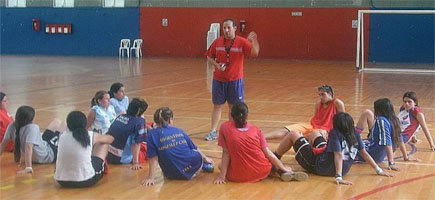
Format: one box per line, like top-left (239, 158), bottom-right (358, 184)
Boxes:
top-left (106, 114), bottom-right (146, 163)
top-left (110, 96), bottom-right (129, 116)
top-left (365, 116), bottom-right (392, 163)
top-left (316, 128), bottom-right (364, 176)
top-left (146, 125), bottom-right (202, 180)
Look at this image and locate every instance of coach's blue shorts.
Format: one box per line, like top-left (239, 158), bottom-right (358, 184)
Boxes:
top-left (212, 78), bottom-right (244, 105)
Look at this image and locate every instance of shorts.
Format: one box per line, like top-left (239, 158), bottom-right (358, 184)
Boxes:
top-left (285, 123), bottom-right (328, 138)
top-left (41, 129), bottom-right (60, 163)
top-left (401, 127), bottom-right (421, 144)
top-left (56, 156), bottom-right (105, 188)
top-left (212, 78), bottom-right (244, 105)
top-left (294, 136), bottom-right (326, 174)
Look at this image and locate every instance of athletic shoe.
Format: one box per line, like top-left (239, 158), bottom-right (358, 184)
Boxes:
top-left (280, 171), bottom-right (309, 182)
top-left (202, 162), bottom-right (214, 173)
top-left (204, 130), bottom-right (217, 141)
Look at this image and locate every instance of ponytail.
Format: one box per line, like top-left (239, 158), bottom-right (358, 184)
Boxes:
top-left (153, 107), bottom-right (173, 127)
top-left (231, 102), bottom-right (248, 128)
top-left (67, 111), bottom-right (90, 148)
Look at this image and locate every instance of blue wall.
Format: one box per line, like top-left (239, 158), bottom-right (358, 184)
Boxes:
top-left (369, 12), bottom-right (435, 63)
top-left (0, 8), bottom-right (140, 56)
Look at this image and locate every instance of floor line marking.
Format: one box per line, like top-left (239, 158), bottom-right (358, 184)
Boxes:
top-left (349, 173), bottom-right (435, 200)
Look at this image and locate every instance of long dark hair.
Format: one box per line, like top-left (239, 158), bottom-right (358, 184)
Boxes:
top-left (374, 98), bottom-right (401, 146)
top-left (67, 111), bottom-right (90, 148)
top-left (333, 112), bottom-right (357, 147)
top-left (127, 98), bottom-right (148, 117)
top-left (109, 82), bottom-right (124, 99)
top-left (14, 106), bottom-right (35, 163)
top-left (231, 102), bottom-right (248, 128)
top-left (153, 107), bottom-right (173, 127)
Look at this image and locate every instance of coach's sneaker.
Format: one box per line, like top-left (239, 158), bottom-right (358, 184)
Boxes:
top-left (280, 171), bottom-right (309, 182)
top-left (204, 130), bottom-right (217, 141)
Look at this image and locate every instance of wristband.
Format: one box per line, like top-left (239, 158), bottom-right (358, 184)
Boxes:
top-left (335, 176), bottom-right (343, 181)
top-left (375, 166), bottom-right (383, 175)
top-left (388, 161), bottom-right (395, 166)
top-left (335, 173), bottom-right (342, 178)
top-left (25, 166), bottom-right (33, 171)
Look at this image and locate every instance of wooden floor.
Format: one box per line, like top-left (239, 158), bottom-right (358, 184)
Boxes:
top-left (1, 55), bottom-right (434, 199)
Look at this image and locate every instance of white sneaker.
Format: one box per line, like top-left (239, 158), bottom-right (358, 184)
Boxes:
top-left (204, 130), bottom-right (217, 141)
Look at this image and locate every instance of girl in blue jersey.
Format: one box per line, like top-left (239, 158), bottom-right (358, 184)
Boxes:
top-left (356, 98), bottom-right (405, 170)
top-left (109, 82), bottom-right (129, 116)
top-left (86, 90), bottom-right (116, 134)
top-left (142, 107), bottom-right (214, 186)
top-left (274, 112), bottom-right (394, 185)
top-left (106, 98), bottom-right (149, 170)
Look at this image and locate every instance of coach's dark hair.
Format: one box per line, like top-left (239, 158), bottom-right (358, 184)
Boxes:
top-left (67, 111), bottom-right (90, 148)
top-left (127, 98), bottom-right (148, 117)
top-left (333, 112), bottom-right (357, 147)
top-left (318, 85), bottom-right (334, 97)
top-left (223, 18), bottom-right (237, 27)
top-left (154, 107), bottom-right (173, 127)
top-left (231, 102), bottom-right (248, 128)
top-left (91, 90), bottom-right (108, 107)
top-left (14, 106), bottom-right (35, 163)
top-left (403, 91), bottom-right (418, 106)
top-left (0, 92), bottom-right (6, 102)
top-left (109, 82), bottom-right (124, 98)
top-left (374, 98), bottom-right (401, 146)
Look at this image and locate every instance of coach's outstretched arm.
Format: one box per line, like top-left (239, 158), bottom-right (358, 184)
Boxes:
top-left (247, 31), bottom-right (259, 57)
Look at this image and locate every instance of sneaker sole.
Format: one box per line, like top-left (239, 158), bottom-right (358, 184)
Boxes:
top-left (293, 171), bottom-right (308, 181)
top-left (280, 172), bottom-right (308, 182)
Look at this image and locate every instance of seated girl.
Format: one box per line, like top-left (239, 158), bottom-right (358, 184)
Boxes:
top-left (106, 98), bottom-right (149, 170)
top-left (273, 112), bottom-right (394, 185)
top-left (142, 107), bottom-right (214, 186)
top-left (0, 106), bottom-right (63, 174)
top-left (214, 102), bottom-right (308, 184)
top-left (55, 111), bottom-right (114, 188)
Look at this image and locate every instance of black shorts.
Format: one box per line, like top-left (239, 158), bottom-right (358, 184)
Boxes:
top-left (57, 156), bottom-right (105, 188)
top-left (41, 129), bottom-right (60, 163)
top-left (294, 136), bottom-right (326, 174)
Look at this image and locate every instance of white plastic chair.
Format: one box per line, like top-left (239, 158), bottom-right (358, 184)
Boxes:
top-left (130, 39), bottom-right (143, 58)
top-left (119, 39), bottom-right (130, 57)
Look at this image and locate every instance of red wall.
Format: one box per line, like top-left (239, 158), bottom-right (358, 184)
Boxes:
top-left (140, 7), bottom-right (369, 61)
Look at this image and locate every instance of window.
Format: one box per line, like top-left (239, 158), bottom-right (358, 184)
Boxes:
top-left (103, 0), bottom-right (124, 8)
top-left (6, 0), bottom-right (26, 7)
top-left (53, 0), bottom-right (74, 7)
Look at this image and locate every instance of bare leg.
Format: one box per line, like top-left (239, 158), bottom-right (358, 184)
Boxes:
top-left (306, 131), bottom-right (323, 145)
top-left (227, 103), bottom-right (233, 121)
top-left (265, 128), bottom-right (290, 140)
top-left (92, 143), bottom-right (109, 160)
top-left (356, 109), bottom-right (374, 131)
top-left (211, 104), bottom-right (223, 131)
top-left (46, 119), bottom-right (67, 133)
top-left (275, 131), bottom-right (303, 158)
top-left (308, 129), bottom-right (327, 144)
